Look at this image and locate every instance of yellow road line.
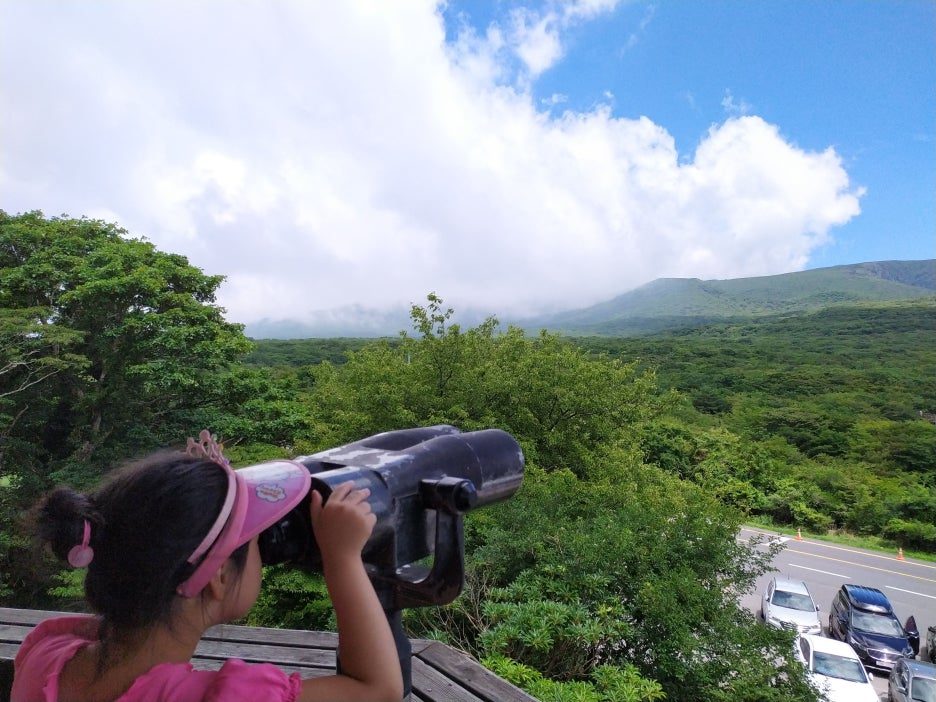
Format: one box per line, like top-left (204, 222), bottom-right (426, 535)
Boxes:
top-left (784, 548), bottom-right (936, 585)
top-left (740, 527), bottom-right (936, 571)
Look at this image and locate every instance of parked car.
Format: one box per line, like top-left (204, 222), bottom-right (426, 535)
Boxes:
top-left (928, 625), bottom-right (936, 664)
top-left (888, 657), bottom-right (936, 702)
top-left (760, 575), bottom-right (822, 634)
top-left (828, 584), bottom-right (920, 670)
top-left (795, 633), bottom-right (879, 702)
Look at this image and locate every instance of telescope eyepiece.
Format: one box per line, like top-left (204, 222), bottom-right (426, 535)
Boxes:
top-left (420, 477), bottom-right (478, 514)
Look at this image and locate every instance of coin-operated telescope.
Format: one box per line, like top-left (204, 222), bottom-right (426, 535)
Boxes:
top-left (258, 425), bottom-right (525, 696)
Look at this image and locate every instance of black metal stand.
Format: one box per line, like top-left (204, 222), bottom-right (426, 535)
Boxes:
top-left (338, 477), bottom-right (476, 697)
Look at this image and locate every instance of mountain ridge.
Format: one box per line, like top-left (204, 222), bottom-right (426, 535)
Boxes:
top-left (244, 259), bottom-right (935, 338)
top-left (515, 259), bottom-right (935, 336)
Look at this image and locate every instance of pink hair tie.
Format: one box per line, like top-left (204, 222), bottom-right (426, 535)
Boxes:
top-left (67, 519), bottom-right (94, 568)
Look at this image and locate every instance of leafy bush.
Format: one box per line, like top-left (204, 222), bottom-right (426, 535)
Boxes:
top-left (882, 518), bottom-right (936, 550)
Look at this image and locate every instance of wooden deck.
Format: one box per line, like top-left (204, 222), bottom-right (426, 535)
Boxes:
top-left (0, 607), bottom-right (536, 702)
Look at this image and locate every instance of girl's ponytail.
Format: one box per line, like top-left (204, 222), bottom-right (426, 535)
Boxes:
top-left (36, 486), bottom-right (103, 565)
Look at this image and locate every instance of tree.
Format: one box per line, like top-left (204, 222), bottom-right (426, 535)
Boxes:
top-left (0, 211), bottom-right (253, 601)
top-left (303, 295), bottom-right (667, 475)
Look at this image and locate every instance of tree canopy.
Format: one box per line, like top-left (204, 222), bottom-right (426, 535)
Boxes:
top-left (0, 212), bottom-right (264, 599)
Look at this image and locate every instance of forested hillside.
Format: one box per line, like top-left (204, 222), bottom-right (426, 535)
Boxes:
top-left (577, 302), bottom-right (936, 548)
top-left (520, 260), bottom-right (936, 335)
top-left (250, 300), bottom-right (936, 551)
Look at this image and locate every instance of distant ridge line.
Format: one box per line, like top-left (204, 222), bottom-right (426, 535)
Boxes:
top-left (245, 259), bottom-right (935, 339)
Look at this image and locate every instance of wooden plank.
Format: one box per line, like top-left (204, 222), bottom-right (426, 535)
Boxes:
top-left (0, 609), bottom-right (341, 649)
top-left (0, 624), bottom-right (32, 658)
top-left (417, 642), bottom-right (537, 702)
top-left (0, 608), bottom-right (71, 626)
top-left (411, 657), bottom-right (485, 702)
top-left (0, 626), bottom-right (34, 645)
top-left (409, 637), bottom-right (440, 655)
top-left (193, 638), bottom-right (336, 669)
top-left (205, 622), bottom-right (339, 648)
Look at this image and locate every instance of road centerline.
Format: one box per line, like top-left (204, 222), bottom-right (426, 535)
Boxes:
top-left (783, 548), bottom-right (936, 585)
top-left (740, 527), bottom-right (936, 570)
top-left (886, 586), bottom-right (936, 601)
top-left (789, 563), bottom-right (850, 579)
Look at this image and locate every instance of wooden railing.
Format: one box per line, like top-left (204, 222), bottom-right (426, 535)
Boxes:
top-left (0, 607), bottom-right (536, 702)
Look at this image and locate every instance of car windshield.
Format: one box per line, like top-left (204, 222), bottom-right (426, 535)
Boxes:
top-left (771, 589), bottom-right (814, 611)
top-left (851, 610), bottom-right (904, 636)
top-left (911, 676), bottom-right (936, 702)
top-left (811, 652), bottom-right (868, 683)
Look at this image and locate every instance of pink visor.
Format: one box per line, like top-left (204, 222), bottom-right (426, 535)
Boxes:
top-left (176, 460), bottom-right (311, 598)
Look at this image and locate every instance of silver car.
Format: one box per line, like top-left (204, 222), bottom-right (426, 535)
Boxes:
top-left (888, 657), bottom-right (936, 702)
top-left (761, 576), bottom-right (822, 635)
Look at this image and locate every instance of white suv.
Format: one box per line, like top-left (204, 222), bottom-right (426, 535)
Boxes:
top-left (761, 576), bottom-right (822, 635)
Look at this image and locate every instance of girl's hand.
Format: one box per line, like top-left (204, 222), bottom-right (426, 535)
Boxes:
top-left (309, 482), bottom-right (375, 564)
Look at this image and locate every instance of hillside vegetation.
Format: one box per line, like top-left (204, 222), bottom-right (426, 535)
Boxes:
top-left (248, 301), bottom-right (936, 551)
top-left (577, 301), bottom-right (936, 548)
top-left (521, 260), bottom-right (936, 335)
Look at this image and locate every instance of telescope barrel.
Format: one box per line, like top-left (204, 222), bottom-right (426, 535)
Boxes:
top-left (305, 427), bottom-right (523, 506)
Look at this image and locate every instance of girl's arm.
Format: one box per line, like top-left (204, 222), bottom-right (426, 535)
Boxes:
top-left (298, 482), bottom-right (404, 702)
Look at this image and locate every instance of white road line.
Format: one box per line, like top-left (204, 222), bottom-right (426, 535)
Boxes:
top-left (789, 563), bottom-right (850, 579)
top-left (886, 586), bottom-right (936, 601)
top-left (739, 527), bottom-right (936, 570)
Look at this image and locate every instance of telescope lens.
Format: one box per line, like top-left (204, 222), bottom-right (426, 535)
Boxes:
top-left (258, 505), bottom-right (311, 565)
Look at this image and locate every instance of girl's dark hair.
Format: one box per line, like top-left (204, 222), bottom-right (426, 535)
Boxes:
top-left (37, 451), bottom-right (249, 639)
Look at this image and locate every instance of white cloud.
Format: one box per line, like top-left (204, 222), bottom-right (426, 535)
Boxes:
top-left (0, 0), bottom-right (862, 327)
top-left (458, 0), bottom-right (623, 80)
top-left (542, 92), bottom-right (569, 107)
top-left (509, 7), bottom-right (564, 77)
top-left (722, 89), bottom-right (753, 116)
top-left (623, 2), bottom-right (656, 52)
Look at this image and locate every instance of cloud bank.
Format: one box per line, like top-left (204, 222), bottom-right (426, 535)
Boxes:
top-left (0, 0), bottom-right (863, 328)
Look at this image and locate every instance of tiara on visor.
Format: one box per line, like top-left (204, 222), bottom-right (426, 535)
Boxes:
top-left (180, 430), bottom-right (237, 585)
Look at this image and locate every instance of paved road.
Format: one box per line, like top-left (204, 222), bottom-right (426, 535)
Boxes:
top-left (739, 526), bottom-right (936, 699)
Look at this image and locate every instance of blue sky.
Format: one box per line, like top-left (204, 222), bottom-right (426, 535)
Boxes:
top-left (1, 1), bottom-right (932, 332)
top-left (444, 0), bottom-right (935, 268)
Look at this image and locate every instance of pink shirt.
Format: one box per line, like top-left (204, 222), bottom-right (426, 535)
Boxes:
top-left (12, 616), bottom-right (302, 702)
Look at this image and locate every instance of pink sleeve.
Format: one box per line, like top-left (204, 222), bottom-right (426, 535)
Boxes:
top-left (203, 659), bottom-right (302, 702)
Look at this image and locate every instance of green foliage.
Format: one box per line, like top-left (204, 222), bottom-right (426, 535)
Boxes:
top-left (0, 211), bottom-right (265, 603)
top-left (246, 566), bottom-right (334, 631)
top-left (47, 569), bottom-right (85, 604)
top-left (483, 654), bottom-right (666, 702)
top-left (301, 294), bottom-right (667, 475)
top-left (578, 301), bottom-right (936, 546)
top-left (449, 463), bottom-right (821, 701)
top-left (244, 337), bottom-right (389, 367)
top-left (882, 518), bottom-right (936, 550)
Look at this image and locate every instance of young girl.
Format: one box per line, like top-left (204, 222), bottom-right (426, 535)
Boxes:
top-left (12, 431), bottom-right (404, 702)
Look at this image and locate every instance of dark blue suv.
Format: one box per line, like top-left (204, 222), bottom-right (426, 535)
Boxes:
top-left (829, 584), bottom-right (920, 671)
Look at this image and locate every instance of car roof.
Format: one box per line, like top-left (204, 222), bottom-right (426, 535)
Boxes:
top-left (800, 634), bottom-right (862, 659)
top-left (842, 584), bottom-right (894, 613)
top-left (773, 576), bottom-right (811, 594)
top-left (905, 659), bottom-right (936, 677)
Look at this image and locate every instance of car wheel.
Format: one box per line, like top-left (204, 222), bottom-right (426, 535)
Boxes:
top-left (827, 616), bottom-right (835, 638)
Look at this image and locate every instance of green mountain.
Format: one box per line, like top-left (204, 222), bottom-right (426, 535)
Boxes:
top-left (520, 259), bottom-right (936, 336)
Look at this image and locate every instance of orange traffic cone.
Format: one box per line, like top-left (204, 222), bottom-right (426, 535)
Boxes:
top-left (897, 548), bottom-right (905, 561)
top-left (796, 528), bottom-right (803, 541)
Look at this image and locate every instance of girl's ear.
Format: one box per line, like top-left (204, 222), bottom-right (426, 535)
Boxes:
top-left (204, 559), bottom-right (234, 603)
